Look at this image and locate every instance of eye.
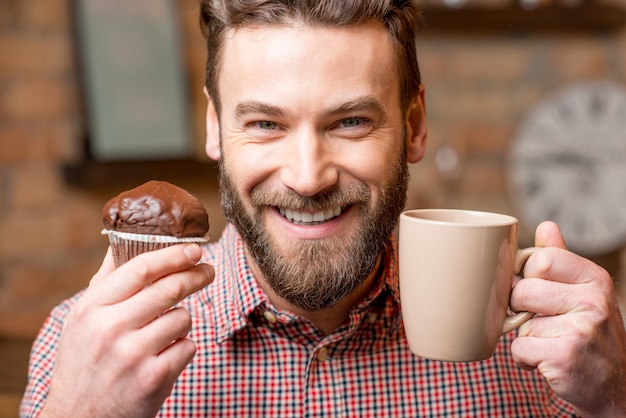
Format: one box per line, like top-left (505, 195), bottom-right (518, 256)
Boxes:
top-left (256, 121), bottom-right (278, 130)
top-left (245, 119), bottom-right (284, 140)
top-left (340, 117), bottom-right (367, 128)
top-left (333, 117), bottom-right (373, 138)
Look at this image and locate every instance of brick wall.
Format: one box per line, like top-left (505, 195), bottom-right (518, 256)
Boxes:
top-left (407, 29), bottom-right (626, 247)
top-left (0, 0), bottom-right (226, 340)
top-left (0, 0), bottom-right (625, 343)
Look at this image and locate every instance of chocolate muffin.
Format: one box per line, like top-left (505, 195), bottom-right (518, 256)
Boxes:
top-left (102, 180), bottom-right (209, 266)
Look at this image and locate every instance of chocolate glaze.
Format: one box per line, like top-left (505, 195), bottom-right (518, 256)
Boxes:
top-left (103, 180), bottom-right (209, 237)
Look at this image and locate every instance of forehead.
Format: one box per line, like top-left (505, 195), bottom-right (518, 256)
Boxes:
top-left (217, 22), bottom-right (401, 112)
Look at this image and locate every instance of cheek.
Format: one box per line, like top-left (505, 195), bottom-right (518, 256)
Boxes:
top-left (341, 141), bottom-right (401, 185)
top-left (221, 143), bottom-right (278, 195)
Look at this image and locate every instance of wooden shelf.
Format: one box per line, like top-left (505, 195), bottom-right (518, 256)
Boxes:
top-left (62, 159), bottom-right (219, 188)
top-left (422, 3), bottom-right (625, 33)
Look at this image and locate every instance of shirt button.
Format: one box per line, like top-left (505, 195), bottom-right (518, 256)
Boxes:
top-left (367, 313), bottom-right (378, 323)
top-left (263, 311), bottom-right (277, 324)
top-left (317, 347), bottom-right (330, 362)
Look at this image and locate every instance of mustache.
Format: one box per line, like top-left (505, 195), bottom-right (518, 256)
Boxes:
top-left (249, 183), bottom-right (371, 212)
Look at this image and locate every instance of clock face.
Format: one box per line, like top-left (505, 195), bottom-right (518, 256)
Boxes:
top-left (509, 81), bottom-right (626, 256)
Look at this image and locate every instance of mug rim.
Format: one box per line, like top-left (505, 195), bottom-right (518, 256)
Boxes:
top-left (401, 208), bottom-right (518, 227)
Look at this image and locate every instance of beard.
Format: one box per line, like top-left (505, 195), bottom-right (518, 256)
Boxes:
top-left (219, 148), bottom-right (409, 311)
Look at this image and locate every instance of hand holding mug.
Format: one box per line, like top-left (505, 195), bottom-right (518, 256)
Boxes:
top-left (511, 221), bottom-right (626, 416)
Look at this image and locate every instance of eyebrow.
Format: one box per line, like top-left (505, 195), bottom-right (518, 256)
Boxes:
top-left (233, 95), bottom-right (388, 120)
top-left (234, 101), bottom-right (286, 119)
top-left (325, 95), bottom-right (387, 117)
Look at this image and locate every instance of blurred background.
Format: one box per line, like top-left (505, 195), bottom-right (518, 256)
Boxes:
top-left (0, 0), bottom-right (624, 415)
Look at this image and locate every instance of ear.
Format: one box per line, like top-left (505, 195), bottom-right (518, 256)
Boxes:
top-left (405, 84), bottom-right (428, 164)
top-left (204, 86), bottom-right (221, 161)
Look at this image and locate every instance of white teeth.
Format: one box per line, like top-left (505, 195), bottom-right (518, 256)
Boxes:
top-left (279, 206), bottom-right (342, 224)
top-left (285, 209), bottom-right (302, 222)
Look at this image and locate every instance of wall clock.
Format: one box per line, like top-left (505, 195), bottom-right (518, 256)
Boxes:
top-left (508, 81), bottom-right (626, 257)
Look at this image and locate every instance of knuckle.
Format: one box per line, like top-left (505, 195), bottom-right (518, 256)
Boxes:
top-left (159, 278), bottom-right (188, 303)
top-left (127, 260), bottom-right (152, 280)
top-left (113, 335), bottom-right (141, 365)
top-left (594, 268), bottom-right (614, 293)
top-left (98, 315), bottom-right (127, 342)
top-left (511, 278), bottom-right (533, 309)
top-left (140, 365), bottom-right (170, 395)
top-left (68, 300), bottom-right (91, 324)
top-left (170, 305), bottom-right (192, 324)
top-left (163, 244), bottom-right (195, 271)
top-left (523, 248), bottom-right (553, 278)
top-left (578, 283), bottom-right (613, 320)
top-left (198, 263), bottom-right (215, 284)
top-left (179, 309), bottom-right (193, 333)
top-left (165, 307), bottom-right (193, 336)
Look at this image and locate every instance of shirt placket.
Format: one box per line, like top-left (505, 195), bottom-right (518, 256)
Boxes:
top-left (257, 303), bottom-right (370, 417)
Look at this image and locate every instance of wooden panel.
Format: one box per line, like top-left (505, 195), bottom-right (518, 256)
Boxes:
top-left (422, 3), bottom-right (625, 33)
top-left (63, 159), bottom-right (218, 188)
top-left (0, 339), bottom-right (30, 395)
top-left (0, 394), bottom-right (21, 418)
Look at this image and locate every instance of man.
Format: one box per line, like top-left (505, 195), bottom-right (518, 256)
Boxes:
top-left (21, 0), bottom-right (626, 416)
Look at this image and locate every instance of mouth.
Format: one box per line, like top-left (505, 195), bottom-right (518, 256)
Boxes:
top-left (278, 206), bottom-right (343, 225)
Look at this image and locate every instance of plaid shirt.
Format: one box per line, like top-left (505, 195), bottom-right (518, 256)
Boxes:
top-left (22, 224), bottom-right (577, 417)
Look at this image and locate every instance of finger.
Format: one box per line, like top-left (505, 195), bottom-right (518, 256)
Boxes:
top-left (517, 313), bottom-right (588, 339)
top-left (118, 263), bottom-right (214, 328)
top-left (523, 247), bottom-right (608, 285)
top-left (137, 337), bottom-right (197, 407)
top-left (511, 277), bottom-right (581, 315)
top-left (510, 335), bottom-right (543, 371)
top-left (91, 244), bottom-right (204, 305)
top-left (135, 307), bottom-right (193, 356)
top-left (157, 337), bottom-right (196, 381)
top-left (89, 246), bottom-right (116, 287)
top-left (535, 221), bottom-right (567, 250)
top-left (511, 334), bottom-right (574, 374)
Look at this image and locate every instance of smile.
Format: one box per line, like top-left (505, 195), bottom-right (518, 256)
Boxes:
top-left (278, 206), bottom-right (343, 225)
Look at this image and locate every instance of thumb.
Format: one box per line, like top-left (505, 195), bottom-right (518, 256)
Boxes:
top-left (89, 246), bottom-right (116, 287)
top-left (535, 221), bottom-right (567, 250)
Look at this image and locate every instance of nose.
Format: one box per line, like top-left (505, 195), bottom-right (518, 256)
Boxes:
top-left (280, 127), bottom-right (339, 196)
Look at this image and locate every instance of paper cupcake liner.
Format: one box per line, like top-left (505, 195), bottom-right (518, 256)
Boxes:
top-left (102, 229), bottom-right (208, 267)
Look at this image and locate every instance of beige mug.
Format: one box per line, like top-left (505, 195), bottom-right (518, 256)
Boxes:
top-left (399, 209), bottom-right (536, 362)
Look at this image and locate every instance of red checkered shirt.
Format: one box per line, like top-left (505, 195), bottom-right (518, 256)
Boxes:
top-left (22, 224), bottom-right (577, 417)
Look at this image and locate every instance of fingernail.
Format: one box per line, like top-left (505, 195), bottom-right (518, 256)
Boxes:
top-left (201, 263), bottom-right (215, 278)
top-left (183, 243), bottom-right (201, 262)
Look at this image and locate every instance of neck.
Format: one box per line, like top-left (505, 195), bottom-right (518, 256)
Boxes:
top-left (248, 251), bottom-right (383, 336)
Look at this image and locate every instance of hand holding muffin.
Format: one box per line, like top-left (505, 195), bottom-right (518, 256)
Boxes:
top-left (39, 182), bottom-right (214, 418)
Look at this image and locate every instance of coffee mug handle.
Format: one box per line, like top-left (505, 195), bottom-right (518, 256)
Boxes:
top-left (502, 247), bottom-right (537, 334)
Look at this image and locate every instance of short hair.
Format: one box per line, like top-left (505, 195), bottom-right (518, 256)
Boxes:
top-left (199, 0), bottom-right (423, 114)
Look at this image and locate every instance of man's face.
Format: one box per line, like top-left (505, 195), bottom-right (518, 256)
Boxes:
top-left (211, 22), bottom-right (418, 311)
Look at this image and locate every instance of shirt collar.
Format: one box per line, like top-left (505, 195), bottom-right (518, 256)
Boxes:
top-left (205, 224), bottom-right (400, 343)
